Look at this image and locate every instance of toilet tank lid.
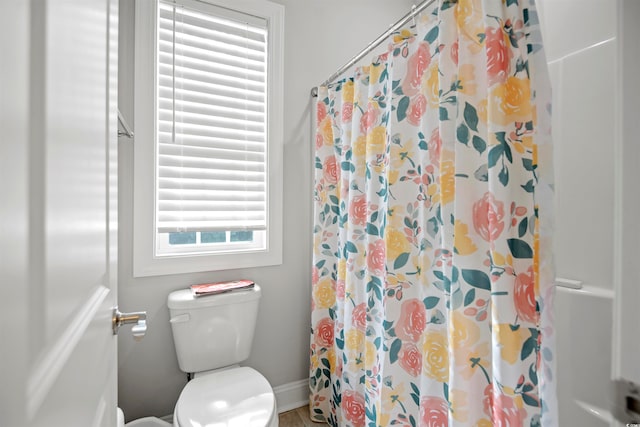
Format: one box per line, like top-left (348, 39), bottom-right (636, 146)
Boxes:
top-left (168, 284), bottom-right (261, 310)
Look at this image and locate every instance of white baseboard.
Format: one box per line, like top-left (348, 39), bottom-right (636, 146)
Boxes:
top-left (273, 379), bottom-right (309, 413)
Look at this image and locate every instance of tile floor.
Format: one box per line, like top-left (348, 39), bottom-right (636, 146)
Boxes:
top-left (278, 405), bottom-right (327, 426)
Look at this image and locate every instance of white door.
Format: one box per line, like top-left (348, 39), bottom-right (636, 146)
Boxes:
top-left (0, 0), bottom-right (120, 426)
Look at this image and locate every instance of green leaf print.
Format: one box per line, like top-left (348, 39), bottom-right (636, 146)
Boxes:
top-left (461, 269), bottom-right (491, 291)
top-left (464, 102), bottom-right (479, 131)
top-left (389, 338), bottom-right (402, 364)
top-left (457, 123), bottom-right (470, 145)
top-left (397, 96), bottom-right (410, 122)
top-left (394, 252), bottom-right (410, 269)
top-left (424, 296), bottom-right (440, 309)
top-left (472, 135), bottom-right (486, 154)
top-left (507, 238), bottom-right (534, 258)
top-left (424, 25), bottom-right (439, 44)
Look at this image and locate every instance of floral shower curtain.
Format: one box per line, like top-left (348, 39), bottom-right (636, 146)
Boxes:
top-left (310, 0), bottom-right (555, 426)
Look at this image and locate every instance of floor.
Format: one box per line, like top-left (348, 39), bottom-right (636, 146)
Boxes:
top-left (278, 405), bottom-right (327, 427)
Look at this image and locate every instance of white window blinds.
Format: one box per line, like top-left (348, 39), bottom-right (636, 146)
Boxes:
top-left (157, 1), bottom-right (268, 233)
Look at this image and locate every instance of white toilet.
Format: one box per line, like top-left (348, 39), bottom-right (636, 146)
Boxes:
top-left (167, 284), bottom-right (278, 427)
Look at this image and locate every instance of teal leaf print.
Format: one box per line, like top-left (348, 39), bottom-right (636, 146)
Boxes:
top-left (521, 179), bottom-right (535, 193)
top-left (464, 102), bottom-right (479, 131)
top-left (345, 241), bottom-right (358, 253)
top-left (522, 158), bottom-right (535, 171)
top-left (424, 25), bottom-right (439, 44)
top-left (457, 123), bottom-right (470, 145)
top-left (461, 269), bottom-right (491, 290)
top-left (394, 252), bottom-right (410, 269)
top-left (389, 338), bottom-right (402, 364)
top-left (521, 335), bottom-right (536, 360)
top-left (488, 144), bottom-right (504, 168)
top-left (439, 106), bottom-right (449, 121)
top-left (518, 217), bottom-right (529, 238)
top-left (424, 296), bottom-right (440, 309)
top-left (499, 164), bottom-right (509, 186)
top-left (507, 238), bottom-right (534, 258)
top-left (472, 135), bottom-right (486, 154)
top-left (522, 393), bottom-right (540, 408)
top-left (464, 288), bottom-right (476, 306)
top-left (474, 164), bottom-right (488, 182)
top-left (430, 309), bottom-right (445, 324)
top-left (410, 382), bottom-right (420, 406)
top-left (366, 223), bottom-right (380, 236)
top-left (397, 96), bottom-right (410, 122)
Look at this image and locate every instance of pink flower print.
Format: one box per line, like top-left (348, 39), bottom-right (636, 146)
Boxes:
top-left (367, 239), bottom-right (386, 276)
top-left (395, 298), bottom-right (427, 343)
top-left (312, 266), bottom-right (319, 285)
top-left (451, 40), bottom-right (459, 66)
top-left (350, 195), bottom-right (368, 226)
top-left (428, 128), bottom-right (442, 166)
top-left (473, 192), bottom-right (505, 243)
top-left (402, 42), bottom-right (431, 97)
top-left (514, 266), bottom-right (538, 324)
top-left (407, 94), bottom-right (428, 126)
top-left (492, 393), bottom-right (526, 427)
top-left (360, 103), bottom-right (381, 134)
top-left (485, 26), bottom-right (512, 86)
top-left (323, 156), bottom-right (339, 185)
top-left (342, 102), bottom-right (353, 123)
top-left (398, 342), bottom-right (422, 377)
top-left (314, 317), bottom-right (335, 347)
top-left (342, 390), bottom-right (366, 427)
top-left (352, 303), bottom-right (367, 332)
top-left (317, 101), bottom-right (327, 123)
top-left (420, 396), bottom-right (449, 427)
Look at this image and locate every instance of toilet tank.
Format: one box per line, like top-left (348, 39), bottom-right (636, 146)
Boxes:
top-left (167, 285), bottom-right (261, 373)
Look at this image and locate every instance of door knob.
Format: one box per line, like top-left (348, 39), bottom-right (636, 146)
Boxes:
top-left (112, 307), bottom-right (147, 341)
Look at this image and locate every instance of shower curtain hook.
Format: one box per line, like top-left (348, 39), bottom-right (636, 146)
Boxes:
top-left (411, 4), bottom-right (417, 27)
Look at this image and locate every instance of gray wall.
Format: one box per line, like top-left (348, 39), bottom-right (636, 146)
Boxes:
top-left (117, 0), bottom-right (413, 421)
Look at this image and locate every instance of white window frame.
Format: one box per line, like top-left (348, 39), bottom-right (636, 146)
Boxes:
top-left (133, 0), bottom-right (284, 277)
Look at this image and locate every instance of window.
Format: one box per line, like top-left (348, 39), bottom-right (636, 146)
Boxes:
top-left (134, 0), bottom-right (284, 277)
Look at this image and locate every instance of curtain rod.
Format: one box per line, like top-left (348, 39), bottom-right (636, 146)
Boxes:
top-left (310, 0), bottom-right (441, 97)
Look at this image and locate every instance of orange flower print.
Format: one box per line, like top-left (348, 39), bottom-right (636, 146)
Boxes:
top-left (317, 101), bottom-right (327, 123)
top-left (472, 192), bottom-right (505, 242)
top-left (367, 239), bottom-right (386, 276)
top-left (360, 103), bottom-right (380, 134)
top-left (398, 342), bottom-right (422, 377)
top-left (352, 302), bottom-right (367, 332)
top-left (314, 317), bottom-right (335, 347)
top-left (428, 128), bottom-right (441, 166)
top-left (402, 42), bottom-right (431, 97)
top-left (407, 94), bottom-right (428, 126)
top-left (342, 390), bottom-right (366, 427)
top-left (350, 195), bottom-right (368, 226)
top-left (342, 102), bottom-right (354, 123)
top-left (492, 393), bottom-right (526, 427)
top-left (396, 298), bottom-right (427, 343)
top-left (323, 156), bottom-right (339, 185)
top-left (485, 26), bottom-right (512, 87)
top-left (514, 266), bottom-right (538, 323)
top-left (420, 396), bottom-right (449, 427)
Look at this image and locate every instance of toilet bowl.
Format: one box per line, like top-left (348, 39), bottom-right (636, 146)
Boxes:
top-left (168, 284), bottom-right (278, 427)
top-left (173, 367), bottom-right (277, 427)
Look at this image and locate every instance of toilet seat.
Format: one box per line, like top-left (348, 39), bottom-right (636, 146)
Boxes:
top-left (174, 367), bottom-right (277, 427)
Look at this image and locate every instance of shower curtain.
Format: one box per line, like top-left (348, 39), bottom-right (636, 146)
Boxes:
top-left (310, 0), bottom-right (555, 426)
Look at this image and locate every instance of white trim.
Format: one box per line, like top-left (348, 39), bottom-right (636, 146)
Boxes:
top-left (273, 379), bottom-right (309, 414)
top-left (133, 0), bottom-right (284, 277)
